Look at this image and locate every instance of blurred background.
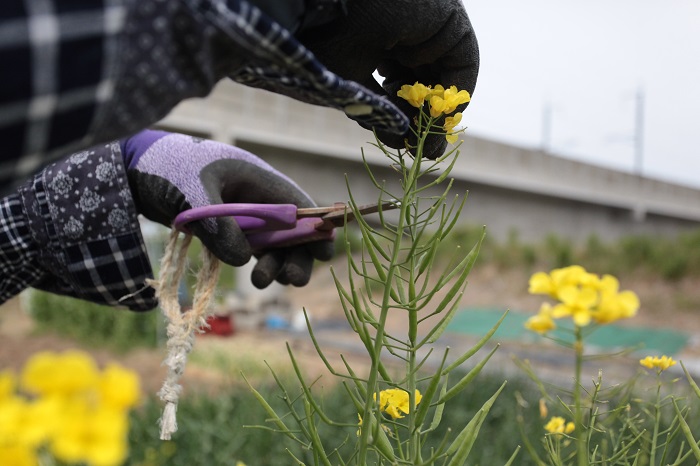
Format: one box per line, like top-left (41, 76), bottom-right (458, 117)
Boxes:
top-left (466, 0), bottom-right (700, 189)
top-left (2, 2), bottom-right (700, 465)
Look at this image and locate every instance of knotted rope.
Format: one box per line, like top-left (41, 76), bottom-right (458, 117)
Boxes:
top-left (148, 229), bottom-right (220, 440)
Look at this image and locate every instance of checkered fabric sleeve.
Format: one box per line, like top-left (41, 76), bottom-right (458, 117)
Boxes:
top-left (0, 193), bottom-right (45, 301)
top-left (1, 0), bottom-right (408, 194)
top-left (0, 142), bottom-right (157, 311)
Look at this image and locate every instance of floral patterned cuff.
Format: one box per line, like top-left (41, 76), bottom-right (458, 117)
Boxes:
top-left (18, 142), bottom-right (157, 311)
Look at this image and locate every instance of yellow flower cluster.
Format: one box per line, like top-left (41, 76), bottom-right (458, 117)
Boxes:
top-left (525, 265), bottom-right (640, 333)
top-left (544, 416), bottom-right (575, 435)
top-left (639, 355), bottom-right (676, 372)
top-left (396, 82), bottom-right (471, 143)
top-left (374, 388), bottom-right (423, 420)
top-left (0, 350), bottom-right (140, 466)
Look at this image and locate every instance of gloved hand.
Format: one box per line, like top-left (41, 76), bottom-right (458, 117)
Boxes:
top-left (122, 130), bottom-right (334, 288)
top-left (297, 0), bottom-right (479, 159)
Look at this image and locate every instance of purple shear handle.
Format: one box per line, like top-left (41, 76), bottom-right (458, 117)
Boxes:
top-left (173, 203), bottom-right (335, 250)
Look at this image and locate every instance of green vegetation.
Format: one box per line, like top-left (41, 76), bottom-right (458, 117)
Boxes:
top-left (126, 367), bottom-right (700, 466)
top-left (27, 291), bottom-right (161, 351)
top-left (126, 372), bottom-right (543, 466)
top-left (436, 226), bottom-right (700, 281)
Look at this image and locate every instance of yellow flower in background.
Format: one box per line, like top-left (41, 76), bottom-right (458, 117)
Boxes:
top-left (539, 398), bottom-right (548, 419)
top-left (444, 112), bottom-right (463, 144)
top-left (0, 370), bottom-right (16, 400)
top-left (524, 303), bottom-right (557, 334)
top-left (375, 388), bottom-right (423, 419)
top-left (529, 265), bottom-right (596, 299)
top-left (528, 271), bottom-right (556, 297)
top-left (21, 350), bottom-right (99, 397)
top-left (593, 275), bottom-right (639, 324)
top-left (52, 403), bottom-right (129, 466)
top-left (544, 416), bottom-right (575, 435)
top-left (640, 355), bottom-right (676, 371)
top-left (551, 283), bottom-right (598, 327)
top-left (99, 364), bottom-right (141, 409)
top-left (525, 266), bottom-right (639, 331)
top-left (397, 82), bottom-right (432, 108)
top-left (0, 444), bottom-right (37, 466)
top-left (1, 350), bottom-right (140, 466)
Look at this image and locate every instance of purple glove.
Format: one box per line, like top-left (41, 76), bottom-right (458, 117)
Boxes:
top-left (122, 130), bottom-right (333, 288)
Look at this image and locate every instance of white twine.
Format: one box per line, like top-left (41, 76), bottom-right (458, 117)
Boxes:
top-left (149, 229), bottom-right (221, 440)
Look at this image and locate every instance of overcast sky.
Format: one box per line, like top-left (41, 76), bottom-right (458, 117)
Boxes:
top-left (462, 0), bottom-right (700, 188)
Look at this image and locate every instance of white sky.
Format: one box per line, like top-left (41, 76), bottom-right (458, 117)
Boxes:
top-left (462, 0), bottom-right (700, 188)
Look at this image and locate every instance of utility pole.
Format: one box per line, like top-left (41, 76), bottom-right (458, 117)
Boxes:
top-left (542, 101), bottom-right (552, 153)
top-left (634, 88), bottom-right (645, 176)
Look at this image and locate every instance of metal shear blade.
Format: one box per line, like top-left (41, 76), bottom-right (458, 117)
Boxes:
top-left (298, 200), bottom-right (400, 230)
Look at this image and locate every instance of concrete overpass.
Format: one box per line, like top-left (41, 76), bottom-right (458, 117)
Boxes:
top-left (157, 81), bottom-right (700, 244)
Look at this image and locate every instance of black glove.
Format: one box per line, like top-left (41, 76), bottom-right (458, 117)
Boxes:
top-left (297, 0), bottom-right (480, 159)
top-left (122, 130), bottom-right (334, 288)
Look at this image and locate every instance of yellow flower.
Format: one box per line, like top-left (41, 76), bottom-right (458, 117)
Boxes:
top-left (529, 266), bottom-right (597, 299)
top-left (539, 398), bottom-right (548, 419)
top-left (551, 283), bottom-right (598, 327)
top-left (21, 350), bottom-right (99, 397)
top-left (51, 402), bottom-right (129, 466)
top-left (544, 416), bottom-right (575, 435)
top-left (527, 266), bottom-right (639, 329)
top-left (397, 82), bottom-right (432, 108)
top-left (524, 303), bottom-right (556, 334)
top-left (99, 363), bottom-right (141, 409)
top-left (0, 444), bottom-right (38, 466)
top-left (428, 84), bottom-right (445, 98)
top-left (592, 275), bottom-right (640, 324)
top-left (444, 112), bottom-right (463, 144)
top-left (375, 388), bottom-right (423, 419)
top-left (640, 355), bottom-right (676, 371)
top-left (528, 271), bottom-right (556, 296)
top-left (0, 370), bottom-right (16, 401)
top-left (429, 86), bottom-right (470, 117)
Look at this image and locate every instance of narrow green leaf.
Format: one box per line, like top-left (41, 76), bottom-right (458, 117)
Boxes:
top-left (423, 374), bottom-right (449, 435)
top-left (241, 373), bottom-right (298, 443)
top-left (672, 397), bottom-right (700, 461)
top-left (503, 446), bottom-right (521, 466)
top-left (436, 227), bottom-right (485, 288)
top-left (303, 398), bottom-right (332, 466)
top-left (681, 361), bottom-right (700, 400)
top-left (443, 311), bottom-right (508, 374)
top-left (445, 381), bottom-right (506, 465)
top-left (413, 349), bottom-right (449, 427)
top-left (438, 345), bottom-right (500, 404)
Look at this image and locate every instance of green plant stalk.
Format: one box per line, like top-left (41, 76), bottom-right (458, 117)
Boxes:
top-left (672, 397), bottom-right (700, 461)
top-left (404, 116), bottom-right (433, 465)
top-left (649, 374), bottom-right (662, 466)
top-left (357, 130), bottom-right (423, 464)
top-left (573, 326), bottom-right (588, 466)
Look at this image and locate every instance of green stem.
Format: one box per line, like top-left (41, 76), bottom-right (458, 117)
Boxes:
top-left (650, 374), bottom-right (662, 465)
top-left (407, 115), bottom-right (431, 465)
top-left (574, 326), bottom-right (588, 466)
top-left (358, 150), bottom-right (413, 464)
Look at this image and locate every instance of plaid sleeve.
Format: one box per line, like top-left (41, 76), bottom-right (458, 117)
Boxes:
top-left (0, 193), bottom-right (46, 301)
top-left (1, 0), bottom-right (407, 194)
top-left (5, 142), bottom-right (157, 311)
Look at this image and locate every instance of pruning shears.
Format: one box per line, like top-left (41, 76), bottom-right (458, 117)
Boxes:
top-left (173, 201), bottom-right (399, 250)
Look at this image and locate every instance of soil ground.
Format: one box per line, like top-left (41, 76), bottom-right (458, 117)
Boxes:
top-left (2, 260), bottom-right (700, 395)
